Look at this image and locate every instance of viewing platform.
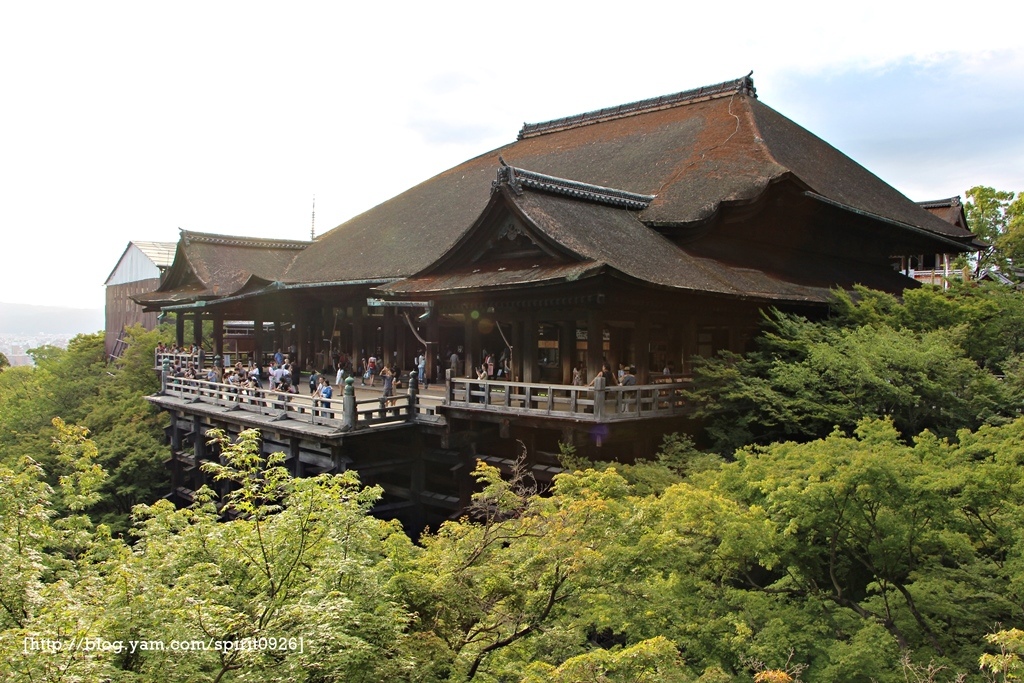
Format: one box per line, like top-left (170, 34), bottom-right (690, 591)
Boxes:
top-left (150, 373), bottom-right (689, 436)
top-left (151, 375), bottom-right (442, 436)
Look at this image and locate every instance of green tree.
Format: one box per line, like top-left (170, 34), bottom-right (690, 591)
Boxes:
top-left (127, 428), bottom-right (415, 682)
top-left (964, 186), bottom-right (1024, 274)
top-left (980, 628), bottom-right (1024, 681)
top-left (0, 327), bottom-right (169, 533)
top-left (710, 418), bottom-right (1024, 676)
top-left (0, 424), bottom-right (419, 682)
top-left (685, 313), bottom-right (1003, 454)
top-left (396, 459), bottom-right (637, 681)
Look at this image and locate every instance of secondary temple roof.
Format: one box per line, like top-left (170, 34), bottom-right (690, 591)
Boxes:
top-left (379, 162), bottom-right (916, 302)
top-left (134, 230), bottom-right (309, 308)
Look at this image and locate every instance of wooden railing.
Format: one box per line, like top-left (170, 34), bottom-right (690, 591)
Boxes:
top-left (445, 377), bottom-right (687, 422)
top-left (156, 351), bottom-right (205, 370)
top-left (161, 376), bottom-right (414, 430)
top-left (160, 373), bottom-right (685, 429)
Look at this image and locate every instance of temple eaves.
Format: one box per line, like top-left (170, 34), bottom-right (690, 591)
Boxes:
top-left (518, 72), bottom-right (756, 140)
top-left (493, 157), bottom-right (655, 211)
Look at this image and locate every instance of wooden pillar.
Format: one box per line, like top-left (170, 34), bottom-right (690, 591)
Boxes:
top-left (290, 437), bottom-right (303, 478)
top-left (253, 312), bottom-right (264, 367)
top-left (522, 312), bottom-right (537, 383)
top-left (273, 319), bottom-right (283, 360)
top-left (192, 416), bottom-right (205, 461)
top-left (559, 320), bottom-right (574, 385)
top-left (383, 308), bottom-right (396, 369)
top-left (586, 310), bottom-right (604, 381)
top-left (510, 319), bottom-right (524, 382)
top-left (212, 312), bottom-right (224, 358)
top-left (635, 313), bottom-right (651, 383)
top-left (427, 310), bottom-right (440, 384)
top-left (296, 311), bottom-right (308, 371)
top-left (169, 414), bottom-right (182, 488)
top-left (396, 313), bottom-right (409, 375)
top-left (191, 311), bottom-right (203, 348)
top-left (352, 308), bottom-right (365, 368)
top-left (175, 312), bottom-right (185, 348)
top-left (463, 314), bottom-right (477, 378)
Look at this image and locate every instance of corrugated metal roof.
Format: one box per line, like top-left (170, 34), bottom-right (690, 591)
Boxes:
top-left (132, 241), bottom-right (177, 267)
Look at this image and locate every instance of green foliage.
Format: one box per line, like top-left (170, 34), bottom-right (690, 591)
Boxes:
top-left (7, 295), bottom-right (1024, 680)
top-left (965, 186), bottom-right (1024, 273)
top-left (557, 434), bottom-right (720, 497)
top-left (520, 636), bottom-right (691, 682)
top-left (685, 286), bottom-right (1022, 454)
top-left (7, 417), bottom-right (1024, 680)
top-left (0, 327), bottom-right (169, 533)
top-left (0, 426), bottom-right (417, 682)
top-left (980, 628), bottom-right (1024, 681)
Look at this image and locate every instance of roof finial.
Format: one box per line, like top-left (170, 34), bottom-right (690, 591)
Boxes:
top-left (492, 157), bottom-right (522, 195)
top-left (311, 195), bottom-right (316, 240)
top-left (740, 71), bottom-right (756, 98)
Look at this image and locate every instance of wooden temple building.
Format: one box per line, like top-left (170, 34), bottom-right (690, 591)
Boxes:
top-left (136, 74), bottom-right (979, 531)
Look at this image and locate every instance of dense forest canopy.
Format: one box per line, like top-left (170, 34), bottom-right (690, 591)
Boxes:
top-left (3, 270), bottom-right (1024, 680)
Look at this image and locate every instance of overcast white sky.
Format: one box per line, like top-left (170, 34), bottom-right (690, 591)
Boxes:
top-left (2, 1), bottom-right (1023, 312)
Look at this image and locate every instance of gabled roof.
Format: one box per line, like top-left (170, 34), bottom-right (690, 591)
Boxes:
top-left (133, 230), bottom-right (309, 308)
top-left (380, 164), bottom-right (914, 304)
top-left (917, 196), bottom-right (978, 238)
top-left (285, 75), bottom-right (975, 291)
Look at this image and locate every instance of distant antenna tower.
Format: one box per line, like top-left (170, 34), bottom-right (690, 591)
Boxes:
top-left (311, 195), bottom-right (316, 240)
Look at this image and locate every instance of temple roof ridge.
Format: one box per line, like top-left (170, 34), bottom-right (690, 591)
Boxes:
top-left (916, 196), bottom-right (962, 209)
top-left (518, 73), bottom-right (756, 140)
top-left (492, 157), bottom-right (655, 210)
top-left (180, 229), bottom-right (310, 251)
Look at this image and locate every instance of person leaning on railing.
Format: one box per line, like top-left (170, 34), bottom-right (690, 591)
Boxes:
top-left (381, 365), bottom-right (398, 407)
top-left (475, 364), bottom-right (488, 403)
top-left (314, 377), bottom-right (332, 417)
top-left (588, 362), bottom-right (617, 388)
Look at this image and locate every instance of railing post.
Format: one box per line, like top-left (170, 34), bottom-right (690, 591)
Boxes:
top-left (445, 368), bottom-right (453, 405)
top-left (161, 357), bottom-right (170, 395)
top-left (408, 370), bottom-right (419, 420)
top-left (593, 377), bottom-right (606, 421)
top-left (343, 376), bottom-right (356, 430)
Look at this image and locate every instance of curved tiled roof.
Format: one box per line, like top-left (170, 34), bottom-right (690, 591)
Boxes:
top-left (135, 230), bottom-right (309, 307)
top-left (381, 179), bottom-right (913, 304)
top-left (285, 75), bottom-right (973, 289)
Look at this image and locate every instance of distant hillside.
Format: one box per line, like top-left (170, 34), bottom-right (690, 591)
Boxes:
top-left (0, 302), bottom-right (104, 335)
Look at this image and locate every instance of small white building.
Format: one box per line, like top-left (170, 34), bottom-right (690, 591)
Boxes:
top-left (104, 241), bottom-right (175, 360)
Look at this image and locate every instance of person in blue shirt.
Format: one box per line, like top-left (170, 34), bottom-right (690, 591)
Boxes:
top-left (317, 377), bottom-right (332, 416)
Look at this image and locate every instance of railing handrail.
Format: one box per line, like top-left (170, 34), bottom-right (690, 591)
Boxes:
top-left (160, 375), bottom-right (414, 430)
top-left (156, 350), bottom-right (205, 369)
top-left (445, 376), bottom-right (687, 422)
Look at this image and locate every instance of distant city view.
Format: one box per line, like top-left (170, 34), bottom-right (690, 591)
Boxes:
top-left (0, 333), bottom-right (80, 366)
top-left (0, 302), bottom-right (104, 365)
